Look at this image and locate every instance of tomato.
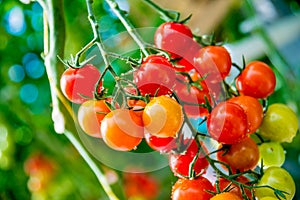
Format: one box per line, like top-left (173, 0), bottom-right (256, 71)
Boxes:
top-left (172, 177), bottom-right (214, 200)
top-left (133, 55), bottom-right (176, 96)
top-left (169, 140), bottom-right (208, 178)
top-left (174, 41), bottom-right (201, 72)
top-left (215, 176), bottom-right (252, 199)
top-left (228, 96), bottom-right (263, 134)
top-left (217, 137), bottom-right (259, 172)
top-left (143, 96), bottom-right (183, 138)
top-left (144, 132), bottom-right (176, 153)
top-left (101, 109), bottom-right (144, 151)
top-left (236, 61), bottom-right (276, 99)
top-left (123, 172), bottom-right (159, 199)
top-left (259, 142), bottom-right (285, 167)
top-left (174, 75), bottom-right (212, 117)
top-left (210, 192), bottom-right (243, 200)
top-left (154, 22), bottom-right (193, 59)
top-left (77, 99), bottom-right (110, 138)
top-left (255, 167), bottom-right (295, 200)
top-left (127, 99), bottom-right (146, 118)
top-left (207, 101), bottom-right (248, 144)
top-left (194, 46), bottom-right (232, 83)
top-left (259, 103), bottom-right (298, 143)
top-left (60, 64), bottom-right (101, 104)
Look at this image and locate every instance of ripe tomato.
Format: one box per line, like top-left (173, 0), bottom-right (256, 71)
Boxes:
top-left (144, 132), bottom-right (176, 153)
top-left (215, 176), bottom-right (252, 199)
top-left (207, 101), bottom-right (248, 144)
top-left (101, 109), bottom-right (144, 151)
top-left (259, 103), bottom-right (298, 143)
top-left (77, 99), bottom-right (111, 138)
top-left (210, 192), bottom-right (243, 200)
top-left (194, 46), bottom-right (232, 83)
top-left (127, 99), bottom-right (146, 118)
top-left (174, 41), bottom-right (201, 72)
top-left (172, 176), bottom-right (214, 200)
top-left (236, 61), bottom-right (276, 99)
top-left (169, 140), bottom-right (209, 178)
top-left (259, 142), bottom-right (285, 167)
top-left (228, 96), bottom-right (263, 134)
top-left (217, 137), bottom-right (259, 172)
top-left (154, 22), bottom-right (193, 59)
top-left (123, 172), bottom-right (159, 199)
top-left (60, 64), bottom-right (101, 104)
top-left (143, 96), bottom-right (183, 138)
top-left (255, 167), bottom-right (295, 200)
top-left (133, 55), bottom-right (176, 96)
top-left (174, 75), bottom-right (212, 118)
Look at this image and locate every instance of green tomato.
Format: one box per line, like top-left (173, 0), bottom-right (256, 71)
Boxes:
top-left (259, 103), bottom-right (298, 143)
top-left (255, 167), bottom-right (295, 200)
top-left (259, 142), bottom-right (285, 167)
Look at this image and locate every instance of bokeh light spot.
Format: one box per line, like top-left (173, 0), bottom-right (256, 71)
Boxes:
top-left (4, 6), bottom-right (26, 36)
top-left (8, 65), bottom-right (25, 82)
top-left (25, 59), bottom-right (45, 79)
top-left (20, 83), bottom-right (39, 103)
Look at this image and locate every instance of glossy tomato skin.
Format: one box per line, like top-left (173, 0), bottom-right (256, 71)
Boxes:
top-left (174, 75), bottom-right (212, 118)
top-left (217, 137), bottom-right (259, 172)
top-left (236, 61), bottom-right (276, 99)
top-left (144, 132), bottom-right (176, 153)
top-left (154, 22), bottom-right (193, 59)
top-left (60, 64), bottom-right (101, 104)
top-left (143, 96), bottom-right (183, 138)
top-left (172, 177), bottom-right (214, 200)
top-left (101, 109), bottom-right (144, 151)
top-left (228, 96), bottom-right (263, 134)
top-left (255, 167), bottom-right (296, 200)
top-left (210, 192), bottom-right (243, 200)
top-left (169, 140), bottom-right (209, 178)
top-left (134, 55), bottom-right (176, 96)
top-left (259, 103), bottom-right (298, 143)
top-left (194, 46), bottom-right (232, 83)
top-left (207, 101), bottom-right (248, 144)
top-left (258, 142), bottom-right (285, 167)
top-left (77, 99), bottom-right (110, 138)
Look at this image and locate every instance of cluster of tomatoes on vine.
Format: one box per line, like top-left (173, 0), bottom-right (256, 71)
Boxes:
top-left (59, 19), bottom-right (298, 200)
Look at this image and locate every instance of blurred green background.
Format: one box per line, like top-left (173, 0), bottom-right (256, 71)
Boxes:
top-left (0, 0), bottom-right (300, 199)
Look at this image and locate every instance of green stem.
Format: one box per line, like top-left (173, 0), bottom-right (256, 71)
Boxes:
top-left (142, 0), bottom-right (180, 22)
top-left (104, 0), bottom-right (149, 56)
top-left (64, 130), bottom-right (119, 200)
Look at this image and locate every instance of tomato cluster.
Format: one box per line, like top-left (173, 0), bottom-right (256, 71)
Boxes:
top-left (59, 20), bottom-right (298, 200)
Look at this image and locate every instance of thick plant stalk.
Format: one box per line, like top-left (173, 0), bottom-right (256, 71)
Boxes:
top-left (37, 0), bottom-right (120, 199)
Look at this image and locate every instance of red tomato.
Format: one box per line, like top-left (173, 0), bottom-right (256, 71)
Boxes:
top-left (207, 101), bottom-right (248, 144)
top-left (144, 132), bottom-right (176, 153)
top-left (228, 96), bottom-right (263, 134)
top-left (133, 55), bottom-right (176, 96)
top-left (169, 140), bottom-right (208, 178)
top-left (101, 109), bottom-right (144, 151)
top-left (194, 46), bottom-right (232, 83)
top-left (123, 172), bottom-right (159, 199)
top-left (174, 41), bottom-right (201, 72)
top-left (236, 61), bottom-right (276, 98)
top-left (60, 64), bottom-right (101, 104)
top-left (172, 176), bottom-right (214, 200)
top-left (77, 99), bottom-right (111, 138)
top-left (174, 75), bottom-right (212, 117)
top-left (154, 22), bottom-right (193, 59)
top-left (217, 137), bottom-right (259, 172)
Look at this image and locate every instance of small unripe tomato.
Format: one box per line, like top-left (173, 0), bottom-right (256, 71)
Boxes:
top-left (259, 103), bottom-right (298, 143)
